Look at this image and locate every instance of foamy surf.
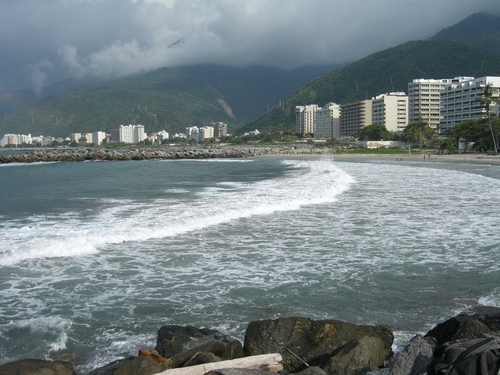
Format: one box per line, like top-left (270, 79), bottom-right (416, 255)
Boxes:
top-left (0, 159), bottom-right (353, 266)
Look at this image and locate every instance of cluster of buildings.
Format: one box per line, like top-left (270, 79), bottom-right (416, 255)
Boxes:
top-left (296, 76), bottom-right (500, 138)
top-left (0, 122), bottom-right (228, 148)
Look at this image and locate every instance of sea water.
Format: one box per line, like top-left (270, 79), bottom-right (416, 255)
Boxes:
top-left (0, 156), bottom-right (499, 373)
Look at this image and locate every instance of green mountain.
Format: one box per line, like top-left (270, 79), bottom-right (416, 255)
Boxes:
top-left (239, 40), bottom-right (500, 134)
top-left (0, 68), bottom-right (239, 138)
top-left (178, 63), bottom-right (342, 123)
top-left (431, 12), bottom-right (500, 56)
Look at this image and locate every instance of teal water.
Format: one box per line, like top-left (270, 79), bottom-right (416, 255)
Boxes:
top-left (0, 157), bottom-right (499, 373)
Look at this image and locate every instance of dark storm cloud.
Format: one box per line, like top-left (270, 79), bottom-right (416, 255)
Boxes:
top-left (1, 0), bottom-right (499, 94)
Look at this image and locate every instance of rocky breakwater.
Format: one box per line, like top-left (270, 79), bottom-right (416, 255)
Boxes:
top-left (2, 309), bottom-right (500, 375)
top-left (0, 147), bottom-right (261, 163)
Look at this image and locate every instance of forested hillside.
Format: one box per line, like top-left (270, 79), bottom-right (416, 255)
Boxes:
top-left (431, 12), bottom-right (500, 56)
top-left (0, 68), bottom-right (238, 138)
top-left (239, 40), bottom-right (500, 134)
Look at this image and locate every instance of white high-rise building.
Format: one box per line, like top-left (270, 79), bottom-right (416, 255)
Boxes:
top-left (119, 124), bottom-right (146, 143)
top-left (186, 126), bottom-right (200, 141)
top-left (119, 125), bottom-right (134, 143)
top-left (295, 104), bottom-right (318, 135)
top-left (440, 76), bottom-right (500, 132)
top-left (92, 131), bottom-right (106, 146)
top-left (199, 126), bottom-right (215, 141)
top-left (372, 92), bottom-right (408, 132)
top-left (408, 78), bottom-right (454, 129)
top-left (133, 125), bottom-right (146, 143)
top-left (315, 103), bottom-right (341, 138)
top-left (70, 133), bottom-right (82, 143)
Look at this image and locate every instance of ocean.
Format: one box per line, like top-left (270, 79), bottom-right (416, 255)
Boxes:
top-left (0, 156), bottom-right (499, 373)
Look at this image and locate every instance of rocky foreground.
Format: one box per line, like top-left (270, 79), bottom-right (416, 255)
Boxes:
top-left (1, 308), bottom-right (499, 375)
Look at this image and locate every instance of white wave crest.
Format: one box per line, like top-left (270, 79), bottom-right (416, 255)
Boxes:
top-left (0, 159), bottom-right (353, 265)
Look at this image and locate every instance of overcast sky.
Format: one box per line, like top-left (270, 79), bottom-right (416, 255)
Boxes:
top-left (1, 0), bottom-right (500, 95)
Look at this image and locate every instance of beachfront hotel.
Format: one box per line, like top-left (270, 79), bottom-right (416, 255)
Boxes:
top-left (440, 76), bottom-right (500, 132)
top-left (313, 103), bottom-right (341, 139)
top-left (295, 104), bottom-right (319, 135)
top-left (339, 100), bottom-right (372, 137)
top-left (407, 78), bottom-right (453, 129)
top-left (371, 92), bottom-right (408, 132)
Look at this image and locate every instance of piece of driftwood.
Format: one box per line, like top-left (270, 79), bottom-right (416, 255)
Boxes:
top-left (157, 353), bottom-right (283, 375)
top-left (165, 340), bottom-right (227, 368)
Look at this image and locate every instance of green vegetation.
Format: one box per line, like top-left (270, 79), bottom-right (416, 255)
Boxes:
top-left (446, 116), bottom-right (500, 153)
top-left (0, 68), bottom-right (239, 138)
top-left (402, 122), bottom-right (437, 147)
top-left (357, 124), bottom-right (391, 141)
top-left (431, 12), bottom-right (500, 56)
top-left (474, 83), bottom-right (499, 154)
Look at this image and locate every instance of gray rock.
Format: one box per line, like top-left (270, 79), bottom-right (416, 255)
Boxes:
top-left (87, 356), bottom-right (165, 375)
top-left (320, 336), bottom-right (386, 375)
top-left (155, 325), bottom-right (243, 360)
top-left (292, 366), bottom-right (329, 375)
top-left (425, 314), bottom-right (494, 345)
top-left (243, 317), bottom-right (393, 375)
top-left (182, 351), bottom-right (221, 367)
top-left (0, 358), bottom-right (76, 375)
top-left (205, 368), bottom-right (272, 375)
top-left (389, 335), bottom-right (437, 375)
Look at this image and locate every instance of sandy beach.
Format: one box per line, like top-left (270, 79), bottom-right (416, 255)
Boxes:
top-left (332, 153), bottom-right (500, 165)
top-left (255, 148), bottom-right (500, 166)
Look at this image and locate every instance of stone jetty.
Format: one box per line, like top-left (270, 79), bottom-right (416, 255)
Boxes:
top-left (0, 147), bottom-right (266, 163)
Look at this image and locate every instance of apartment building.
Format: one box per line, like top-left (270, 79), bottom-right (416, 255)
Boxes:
top-left (408, 78), bottom-right (455, 129)
top-left (186, 126), bottom-right (199, 141)
top-left (92, 131), bottom-right (106, 146)
top-left (295, 104), bottom-right (318, 135)
top-left (371, 92), bottom-right (408, 132)
top-left (440, 76), bottom-right (500, 132)
top-left (70, 133), bottom-right (82, 143)
top-left (212, 122), bottom-right (228, 138)
top-left (339, 100), bottom-right (372, 137)
top-left (199, 126), bottom-right (215, 141)
top-left (119, 124), bottom-right (146, 143)
top-left (314, 103), bottom-right (341, 138)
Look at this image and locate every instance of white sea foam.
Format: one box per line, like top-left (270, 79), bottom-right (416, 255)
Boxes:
top-left (0, 317), bottom-right (71, 352)
top-left (0, 161), bottom-right (58, 167)
top-left (0, 159), bottom-right (353, 265)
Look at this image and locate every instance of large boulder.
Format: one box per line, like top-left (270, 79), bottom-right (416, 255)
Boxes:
top-left (471, 306), bottom-right (500, 332)
top-left (389, 335), bottom-right (437, 375)
top-left (320, 336), bottom-right (386, 375)
top-left (424, 314), bottom-right (495, 345)
top-left (155, 325), bottom-right (244, 360)
top-left (87, 356), bottom-right (165, 375)
top-left (243, 317), bottom-right (393, 374)
top-left (0, 358), bottom-right (76, 375)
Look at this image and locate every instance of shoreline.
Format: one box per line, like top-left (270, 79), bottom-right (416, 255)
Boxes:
top-left (253, 149), bottom-right (500, 165)
top-left (1, 146), bottom-right (500, 166)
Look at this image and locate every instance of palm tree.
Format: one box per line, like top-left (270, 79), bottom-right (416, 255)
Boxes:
top-left (477, 83), bottom-right (499, 155)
